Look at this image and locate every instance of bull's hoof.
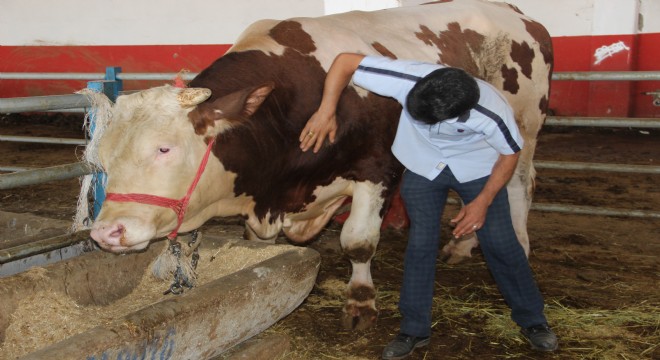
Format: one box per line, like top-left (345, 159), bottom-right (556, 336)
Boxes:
top-left (440, 251), bottom-right (470, 265)
top-left (341, 304), bottom-right (378, 330)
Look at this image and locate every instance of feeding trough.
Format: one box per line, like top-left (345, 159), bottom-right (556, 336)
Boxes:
top-left (0, 230), bottom-right (320, 359)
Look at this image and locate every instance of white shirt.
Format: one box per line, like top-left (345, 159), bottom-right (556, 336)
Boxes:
top-left (352, 56), bottom-right (524, 183)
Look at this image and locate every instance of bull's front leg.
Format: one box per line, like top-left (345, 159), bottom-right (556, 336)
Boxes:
top-left (339, 181), bottom-right (385, 330)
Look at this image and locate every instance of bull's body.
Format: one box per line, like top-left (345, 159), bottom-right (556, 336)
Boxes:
top-left (89, 0), bottom-right (552, 329)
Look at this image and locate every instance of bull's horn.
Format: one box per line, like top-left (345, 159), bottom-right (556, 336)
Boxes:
top-left (177, 88), bottom-right (212, 107)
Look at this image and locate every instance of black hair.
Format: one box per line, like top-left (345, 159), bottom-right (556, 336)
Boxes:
top-left (405, 67), bottom-right (480, 125)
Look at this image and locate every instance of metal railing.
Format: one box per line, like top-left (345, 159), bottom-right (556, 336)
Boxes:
top-left (1, 69), bottom-right (659, 219)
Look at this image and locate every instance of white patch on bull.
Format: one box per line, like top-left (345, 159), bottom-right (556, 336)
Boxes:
top-left (340, 181), bottom-right (384, 252)
top-left (594, 41), bottom-right (630, 65)
top-left (245, 210), bottom-right (284, 241)
top-left (228, 19), bottom-right (287, 55)
top-left (208, 119), bottom-right (236, 136)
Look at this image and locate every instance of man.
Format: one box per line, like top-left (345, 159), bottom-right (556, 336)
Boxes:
top-left (300, 53), bottom-right (558, 359)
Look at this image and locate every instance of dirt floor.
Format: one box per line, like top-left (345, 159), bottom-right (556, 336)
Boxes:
top-left (0, 113), bottom-right (658, 360)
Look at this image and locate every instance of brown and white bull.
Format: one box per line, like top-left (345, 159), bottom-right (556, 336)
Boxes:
top-left (88, 0), bottom-right (552, 330)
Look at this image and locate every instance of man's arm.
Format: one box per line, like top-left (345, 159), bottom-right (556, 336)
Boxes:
top-left (450, 152), bottom-right (520, 238)
top-left (299, 53), bottom-right (365, 153)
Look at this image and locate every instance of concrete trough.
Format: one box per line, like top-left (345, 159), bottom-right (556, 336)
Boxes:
top-left (0, 233), bottom-right (320, 359)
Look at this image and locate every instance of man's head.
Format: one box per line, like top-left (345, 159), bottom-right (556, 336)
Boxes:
top-left (406, 68), bottom-right (480, 125)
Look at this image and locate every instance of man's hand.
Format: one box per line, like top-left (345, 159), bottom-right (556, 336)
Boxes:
top-left (298, 53), bottom-right (365, 153)
top-left (450, 152), bottom-right (520, 238)
top-left (450, 197), bottom-right (488, 238)
top-left (299, 109), bottom-right (338, 153)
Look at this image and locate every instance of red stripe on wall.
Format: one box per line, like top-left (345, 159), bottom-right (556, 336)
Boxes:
top-left (0, 45), bottom-right (231, 97)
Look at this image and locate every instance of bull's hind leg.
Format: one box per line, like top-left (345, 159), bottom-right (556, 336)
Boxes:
top-left (339, 180), bottom-right (385, 330)
top-left (440, 160), bottom-right (534, 263)
top-left (506, 141), bottom-right (537, 256)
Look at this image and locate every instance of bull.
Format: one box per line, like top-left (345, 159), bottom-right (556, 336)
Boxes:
top-left (86, 0), bottom-right (552, 330)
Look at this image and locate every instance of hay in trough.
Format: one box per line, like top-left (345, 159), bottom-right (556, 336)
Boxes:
top-left (0, 239), bottom-right (293, 359)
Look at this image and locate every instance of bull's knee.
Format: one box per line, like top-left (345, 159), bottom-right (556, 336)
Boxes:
top-left (343, 244), bottom-right (376, 264)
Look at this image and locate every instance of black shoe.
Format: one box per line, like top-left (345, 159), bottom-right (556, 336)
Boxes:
top-left (521, 324), bottom-right (559, 352)
top-left (382, 333), bottom-right (430, 360)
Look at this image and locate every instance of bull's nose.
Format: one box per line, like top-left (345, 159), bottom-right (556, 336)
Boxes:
top-left (90, 223), bottom-right (126, 247)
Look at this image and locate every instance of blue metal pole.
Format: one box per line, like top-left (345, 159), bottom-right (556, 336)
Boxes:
top-left (105, 66), bottom-right (123, 92)
top-left (87, 72), bottom-right (121, 219)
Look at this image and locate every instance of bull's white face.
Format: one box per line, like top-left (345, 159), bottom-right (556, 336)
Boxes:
top-left (90, 86), bottom-right (225, 252)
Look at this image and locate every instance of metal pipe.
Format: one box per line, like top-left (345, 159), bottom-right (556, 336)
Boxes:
top-left (0, 73), bottom-right (104, 80)
top-left (552, 71), bottom-right (660, 81)
top-left (545, 116), bottom-right (660, 128)
top-left (0, 230), bottom-right (93, 265)
top-left (535, 161), bottom-right (660, 174)
top-left (448, 198), bottom-right (659, 218)
top-left (0, 135), bottom-right (87, 145)
top-left (0, 94), bottom-right (90, 113)
top-left (0, 72), bottom-right (196, 81)
top-left (0, 162), bottom-right (93, 190)
top-left (117, 72), bottom-right (197, 81)
top-left (531, 203), bottom-right (660, 219)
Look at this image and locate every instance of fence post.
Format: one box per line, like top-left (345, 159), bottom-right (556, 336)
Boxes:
top-left (86, 72), bottom-right (121, 218)
top-left (105, 66), bottom-right (123, 92)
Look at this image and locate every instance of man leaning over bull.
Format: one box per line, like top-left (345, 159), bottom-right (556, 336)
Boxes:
top-left (299, 53), bottom-right (558, 359)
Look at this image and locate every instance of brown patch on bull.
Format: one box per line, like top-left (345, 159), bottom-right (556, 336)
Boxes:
top-left (538, 95), bottom-right (549, 115)
top-left (344, 244), bottom-right (375, 264)
top-left (189, 49), bottom-right (403, 221)
top-left (511, 41), bottom-right (534, 79)
top-left (414, 23), bottom-right (485, 77)
top-left (522, 19), bottom-right (553, 68)
top-left (500, 64), bottom-right (519, 94)
top-left (371, 42), bottom-right (397, 59)
top-left (347, 284), bottom-right (376, 302)
top-left (269, 20), bottom-right (316, 55)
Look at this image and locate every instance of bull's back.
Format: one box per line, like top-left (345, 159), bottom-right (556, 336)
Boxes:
top-left (231, 0), bottom-right (551, 134)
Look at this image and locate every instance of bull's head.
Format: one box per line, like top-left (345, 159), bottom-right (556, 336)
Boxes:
top-left (88, 84), bottom-right (272, 252)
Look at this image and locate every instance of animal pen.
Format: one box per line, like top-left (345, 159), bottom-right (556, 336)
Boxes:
top-left (0, 68), bottom-right (658, 358)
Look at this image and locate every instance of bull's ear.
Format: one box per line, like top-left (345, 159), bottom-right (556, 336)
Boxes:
top-left (207, 82), bottom-right (275, 119)
top-left (188, 83), bottom-right (275, 137)
top-left (177, 88), bottom-right (212, 108)
top-left (243, 82), bottom-right (275, 116)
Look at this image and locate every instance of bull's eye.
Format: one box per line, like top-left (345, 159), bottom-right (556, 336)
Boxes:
top-left (158, 147), bottom-right (170, 154)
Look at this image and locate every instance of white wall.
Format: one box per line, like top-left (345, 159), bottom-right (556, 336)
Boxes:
top-left (0, 0), bottom-right (325, 46)
top-left (325, 0), bottom-right (400, 14)
top-left (640, 0), bottom-right (660, 33)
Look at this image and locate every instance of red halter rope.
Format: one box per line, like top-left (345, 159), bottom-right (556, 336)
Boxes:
top-left (104, 138), bottom-right (216, 240)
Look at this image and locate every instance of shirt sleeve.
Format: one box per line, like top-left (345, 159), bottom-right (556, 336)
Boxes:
top-left (352, 56), bottom-right (424, 104)
top-left (476, 100), bottom-right (524, 155)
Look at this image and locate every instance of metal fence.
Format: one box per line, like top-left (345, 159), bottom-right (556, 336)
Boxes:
top-left (0, 69), bottom-right (659, 220)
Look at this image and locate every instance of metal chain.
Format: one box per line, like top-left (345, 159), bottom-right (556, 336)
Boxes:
top-left (163, 230), bottom-right (200, 295)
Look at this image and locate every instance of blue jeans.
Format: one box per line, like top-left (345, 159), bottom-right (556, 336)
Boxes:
top-left (398, 167), bottom-right (547, 337)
